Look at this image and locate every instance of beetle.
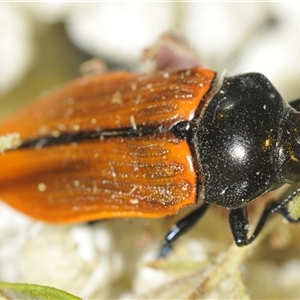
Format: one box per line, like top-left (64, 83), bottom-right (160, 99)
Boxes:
top-left (0, 68), bottom-right (300, 256)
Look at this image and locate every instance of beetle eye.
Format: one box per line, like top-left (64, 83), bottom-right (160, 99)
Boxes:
top-left (282, 158), bottom-right (300, 184)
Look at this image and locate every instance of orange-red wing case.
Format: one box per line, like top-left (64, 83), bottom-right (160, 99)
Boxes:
top-left (0, 68), bottom-right (215, 223)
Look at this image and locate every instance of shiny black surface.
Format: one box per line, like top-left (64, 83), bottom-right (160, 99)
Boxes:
top-left (194, 73), bottom-right (296, 208)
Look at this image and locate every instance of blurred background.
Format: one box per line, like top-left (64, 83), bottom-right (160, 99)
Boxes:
top-left (1, 2), bottom-right (300, 299)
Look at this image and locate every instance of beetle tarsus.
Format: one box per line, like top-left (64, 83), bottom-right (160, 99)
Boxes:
top-left (158, 243), bottom-right (173, 258)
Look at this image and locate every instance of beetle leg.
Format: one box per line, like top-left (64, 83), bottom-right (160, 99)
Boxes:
top-left (230, 190), bottom-right (300, 246)
top-left (159, 203), bottom-right (209, 257)
top-left (229, 203), bottom-right (277, 246)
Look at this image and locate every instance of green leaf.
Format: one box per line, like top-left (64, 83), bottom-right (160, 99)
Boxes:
top-left (0, 282), bottom-right (82, 300)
